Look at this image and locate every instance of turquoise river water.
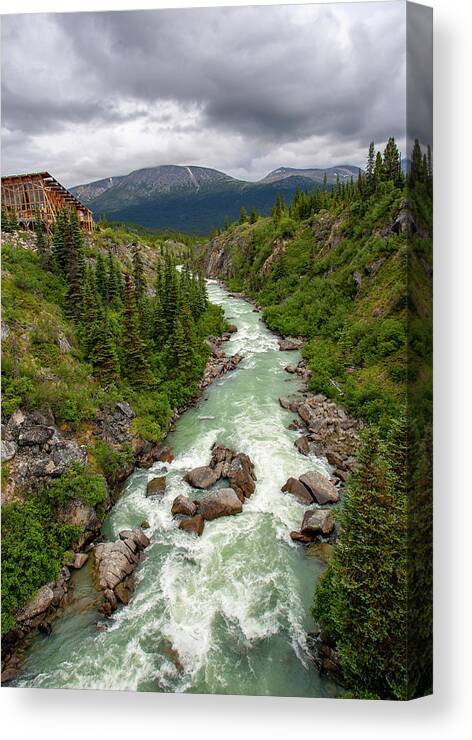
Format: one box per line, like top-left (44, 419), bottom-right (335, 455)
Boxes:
top-left (12, 282), bottom-right (339, 698)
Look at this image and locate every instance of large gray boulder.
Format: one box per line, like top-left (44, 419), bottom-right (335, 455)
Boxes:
top-left (278, 337), bottom-right (304, 351)
top-left (16, 585), bottom-right (54, 622)
top-left (94, 528), bottom-right (149, 611)
top-left (299, 471), bottom-right (339, 504)
top-left (179, 514), bottom-right (205, 536)
top-left (198, 488), bottom-right (243, 521)
top-left (18, 425), bottom-right (55, 446)
top-left (228, 456), bottom-right (255, 500)
top-left (281, 477), bottom-right (314, 504)
top-left (171, 495), bottom-right (197, 518)
top-left (301, 509), bottom-right (334, 537)
top-left (294, 436), bottom-right (310, 456)
top-left (184, 465), bottom-right (220, 489)
top-left (146, 476), bottom-right (166, 496)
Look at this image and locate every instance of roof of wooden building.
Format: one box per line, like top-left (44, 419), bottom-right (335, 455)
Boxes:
top-left (1, 171), bottom-right (92, 214)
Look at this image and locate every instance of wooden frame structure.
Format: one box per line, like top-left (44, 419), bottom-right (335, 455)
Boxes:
top-left (1, 172), bottom-right (94, 233)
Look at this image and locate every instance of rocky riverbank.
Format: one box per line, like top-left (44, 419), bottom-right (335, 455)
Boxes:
top-left (1, 322), bottom-right (243, 682)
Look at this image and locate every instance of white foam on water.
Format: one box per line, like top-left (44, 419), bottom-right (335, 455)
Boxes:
top-left (13, 280), bottom-right (334, 697)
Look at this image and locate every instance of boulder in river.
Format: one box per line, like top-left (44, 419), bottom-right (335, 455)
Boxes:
top-left (290, 531), bottom-right (313, 543)
top-left (71, 553), bottom-right (89, 569)
top-left (278, 397), bottom-right (291, 410)
top-left (171, 495), bottom-right (197, 518)
top-left (184, 465), bottom-right (220, 489)
top-left (284, 364), bottom-right (298, 374)
top-left (198, 488), bottom-right (243, 521)
top-left (94, 528), bottom-right (149, 614)
top-left (300, 509), bottom-right (334, 537)
top-left (278, 337), bottom-right (304, 351)
top-left (146, 476), bottom-right (166, 496)
top-left (294, 436), bottom-right (310, 456)
top-left (299, 471), bottom-right (339, 504)
top-left (228, 456), bottom-right (255, 500)
top-left (281, 477), bottom-right (314, 504)
top-left (179, 514), bottom-right (205, 536)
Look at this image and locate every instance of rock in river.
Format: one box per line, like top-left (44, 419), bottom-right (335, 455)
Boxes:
top-left (198, 488), bottom-right (243, 521)
top-left (281, 477), bottom-right (314, 504)
top-left (299, 470), bottom-right (339, 504)
top-left (278, 337), bottom-right (304, 351)
top-left (179, 514), bottom-right (205, 536)
top-left (94, 528), bottom-right (150, 614)
top-left (300, 509), bottom-right (334, 537)
top-left (146, 476), bottom-right (166, 496)
top-left (294, 435), bottom-right (310, 456)
top-left (184, 465), bottom-right (220, 489)
top-left (171, 495), bottom-right (197, 518)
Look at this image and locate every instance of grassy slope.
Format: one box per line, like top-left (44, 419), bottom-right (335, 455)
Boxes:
top-left (204, 181), bottom-right (433, 431)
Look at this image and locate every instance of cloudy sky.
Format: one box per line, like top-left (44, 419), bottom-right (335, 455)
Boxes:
top-left (1, 2), bottom-right (408, 188)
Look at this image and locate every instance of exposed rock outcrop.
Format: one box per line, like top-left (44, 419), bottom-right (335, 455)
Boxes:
top-left (278, 337), bottom-right (304, 351)
top-left (94, 528), bottom-right (150, 615)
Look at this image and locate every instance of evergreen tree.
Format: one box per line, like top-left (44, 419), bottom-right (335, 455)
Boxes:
top-left (366, 141), bottom-right (375, 189)
top-left (374, 151), bottom-right (384, 189)
top-left (249, 207), bottom-right (258, 224)
top-left (410, 138), bottom-right (424, 185)
top-left (34, 210), bottom-right (48, 268)
top-left (122, 271), bottom-right (152, 388)
top-left (52, 209), bottom-right (67, 274)
top-left (239, 207), bottom-right (248, 224)
top-left (62, 212), bottom-right (83, 316)
top-left (383, 136), bottom-right (401, 184)
top-left (323, 172), bottom-right (327, 192)
top-left (107, 250), bottom-right (121, 306)
top-left (313, 417), bottom-right (408, 699)
top-left (132, 242), bottom-right (146, 303)
top-left (153, 291), bottom-right (167, 347)
top-left (95, 252), bottom-right (108, 303)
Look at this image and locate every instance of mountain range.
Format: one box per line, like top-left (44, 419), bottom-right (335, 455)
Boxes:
top-left (71, 163), bottom-right (361, 234)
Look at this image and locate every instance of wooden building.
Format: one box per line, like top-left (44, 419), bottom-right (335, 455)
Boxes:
top-left (1, 171), bottom-right (93, 233)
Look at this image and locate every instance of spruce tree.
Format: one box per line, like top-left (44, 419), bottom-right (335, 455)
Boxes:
top-left (95, 252), bottom-right (108, 303)
top-left (107, 250), bottom-right (121, 306)
top-left (132, 242), bottom-right (146, 304)
top-left (366, 141), bottom-right (375, 189)
top-left (410, 139), bottom-right (424, 185)
top-left (313, 418), bottom-right (408, 699)
top-left (383, 136), bottom-right (401, 184)
top-left (122, 271), bottom-right (152, 388)
top-left (249, 207), bottom-right (257, 224)
top-left (374, 151), bottom-right (384, 189)
top-left (52, 209), bottom-right (67, 274)
top-left (239, 207), bottom-right (248, 224)
top-left (34, 210), bottom-right (48, 268)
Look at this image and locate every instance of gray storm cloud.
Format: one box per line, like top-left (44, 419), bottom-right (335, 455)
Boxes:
top-left (1, 2), bottom-right (412, 186)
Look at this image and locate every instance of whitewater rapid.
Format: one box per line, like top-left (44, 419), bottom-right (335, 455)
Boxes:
top-left (13, 282), bottom-right (339, 698)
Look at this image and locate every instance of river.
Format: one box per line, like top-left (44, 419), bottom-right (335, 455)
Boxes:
top-left (12, 282), bottom-right (339, 698)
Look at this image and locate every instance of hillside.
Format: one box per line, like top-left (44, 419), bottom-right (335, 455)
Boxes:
top-left (71, 164), bottom-right (360, 234)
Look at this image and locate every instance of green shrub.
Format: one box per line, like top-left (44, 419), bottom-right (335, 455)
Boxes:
top-left (1, 496), bottom-right (80, 635)
top-left (46, 463), bottom-right (107, 508)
